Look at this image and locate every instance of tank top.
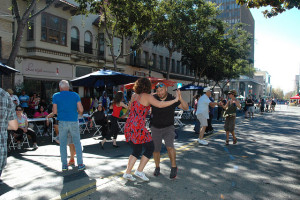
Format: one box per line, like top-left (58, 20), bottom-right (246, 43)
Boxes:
top-left (224, 101), bottom-right (237, 117)
top-left (112, 103), bottom-right (123, 118)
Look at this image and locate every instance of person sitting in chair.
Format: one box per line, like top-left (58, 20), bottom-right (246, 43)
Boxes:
top-left (33, 105), bottom-right (49, 135)
top-left (13, 106), bottom-right (38, 149)
top-left (89, 104), bottom-right (109, 146)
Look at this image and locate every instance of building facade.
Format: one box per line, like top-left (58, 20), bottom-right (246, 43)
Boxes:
top-left (254, 70), bottom-right (272, 98)
top-left (211, 0), bottom-right (255, 63)
top-left (0, 0), bottom-right (14, 88)
top-left (7, 0), bottom-right (194, 107)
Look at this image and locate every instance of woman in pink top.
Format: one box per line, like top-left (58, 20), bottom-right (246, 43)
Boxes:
top-left (101, 91), bottom-right (128, 148)
top-left (33, 105), bottom-right (49, 135)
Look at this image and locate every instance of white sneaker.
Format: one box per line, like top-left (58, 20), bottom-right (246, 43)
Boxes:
top-left (54, 136), bottom-right (60, 144)
top-left (134, 170), bottom-right (149, 181)
top-left (123, 173), bottom-right (136, 181)
top-left (17, 143), bottom-right (21, 150)
top-left (197, 138), bottom-right (208, 145)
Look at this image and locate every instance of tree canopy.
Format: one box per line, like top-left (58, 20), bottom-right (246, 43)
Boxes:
top-left (75, 0), bottom-right (157, 70)
top-left (237, 0), bottom-right (300, 18)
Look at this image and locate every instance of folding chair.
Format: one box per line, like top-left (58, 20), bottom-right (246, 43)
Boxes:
top-left (174, 110), bottom-right (185, 127)
top-left (117, 121), bottom-right (126, 133)
top-left (8, 131), bottom-right (31, 150)
top-left (79, 116), bottom-right (90, 134)
top-left (92, 118), bottom-right (102, 137)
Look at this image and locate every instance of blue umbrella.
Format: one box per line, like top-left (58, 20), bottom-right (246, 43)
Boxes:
top-left (0, 62), bottom-right (19, 75)
top-left (179, 84), bottom-right (204, 91)
top-left (70, 69), bottom-right (139, 87)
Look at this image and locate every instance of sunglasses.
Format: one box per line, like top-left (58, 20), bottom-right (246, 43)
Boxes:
top-left (155, 83), bottom-right (165, 89)
top-left (16, 109), bottom-right (22, 111)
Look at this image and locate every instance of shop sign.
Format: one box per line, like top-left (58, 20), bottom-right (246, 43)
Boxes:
top-left (17, 59), bottom-right (73, 79)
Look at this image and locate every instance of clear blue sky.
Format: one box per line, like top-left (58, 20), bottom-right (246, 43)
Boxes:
top-left (250, 7), bottom-right (300, 93)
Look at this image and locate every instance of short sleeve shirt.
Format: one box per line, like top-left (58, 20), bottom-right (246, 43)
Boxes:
top-left (17, 114), bottom-right (27, 128)
top-left (19, 95), bottom-right (30, 107)
top-left (52, 91), bottom-right (81, 122)
top-left (0, 88), bottom-right (17, 139)
top-left (196, 94), bottom-right (211, 119)
top-left (151, 93), bottom-right (181, 128)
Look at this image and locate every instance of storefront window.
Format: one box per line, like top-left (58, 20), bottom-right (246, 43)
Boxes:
top-left (84, 31), bottom-right (93, 54)
top-left (76, 66), bottom-right (93, 77)
top-left (71, 27), bottom-right (80, 51)
top-left (41, 13), bottom-right (67, 46)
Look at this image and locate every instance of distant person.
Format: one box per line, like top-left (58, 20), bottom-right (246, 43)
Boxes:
top-left (205, 96), bottom-right (215, 134)
top-left (271, 99), bottom-right (276, 112)
top-left (0, 88), bottom-right (18, 185)
top-left (221, 90), bottom-right (241, 145)
top-left (123, 78), bottom-right (179, 182)
top-left (33, 105), bottom-right (49, 135)
top-left (245, 96), bottom-right (255, 118)
top-left (99, 91), bottom-right (110, 111)
top-left (19, 90), bottom-right (30, 115)
top-left (7, 88), bottom-right (20, 107)
top-left (259, 98), bottom-right (265, 114)
top-left (52, 80), bottom-right (85, 171)
top-left (196, 87), bottom-right (218, 145)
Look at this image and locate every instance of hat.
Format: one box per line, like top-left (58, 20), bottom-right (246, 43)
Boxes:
top-left (203, 87), bottom-right (211, 93)
top-left (228, 90), bottom-right (237, 96)
top-left (7, 89), bottom-right (13, 95)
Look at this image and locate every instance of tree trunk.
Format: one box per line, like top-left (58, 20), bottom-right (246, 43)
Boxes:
top-left (7, 21), bottom-right (26, 68)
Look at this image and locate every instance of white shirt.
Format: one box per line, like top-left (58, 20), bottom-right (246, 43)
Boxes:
top-left (11, 95), bottom-right (20, 106)
top-left (196, 94), bottom-right (211, 119)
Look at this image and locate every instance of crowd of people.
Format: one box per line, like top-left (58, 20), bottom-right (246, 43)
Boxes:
top-left (0, 78), bottom-right (279, 184)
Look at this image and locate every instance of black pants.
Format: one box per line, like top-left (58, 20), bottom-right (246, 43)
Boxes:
top-left (130, 141), bottom-right (154, 159)
top-left (217, 107), bottom-right (223, 120)
top-left (14, 128), bottom-right (37, 143)
top-left (206, 113), bottom-right (214, 132)
top-left (36, 121), bottom-right (48, 133)
top-left (109, 116), bottom-right (119, 139)
top-left (95, 120), bottom-right (109, 140)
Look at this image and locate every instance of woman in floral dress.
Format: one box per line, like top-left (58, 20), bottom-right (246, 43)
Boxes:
top-left (123, 78), bottom-right (179, 182)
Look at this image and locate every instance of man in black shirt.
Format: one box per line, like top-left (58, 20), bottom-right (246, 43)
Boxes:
top-left (246, 96), bottom-right (255, 118)
top-left (151, 83), bottom-right (189, 179)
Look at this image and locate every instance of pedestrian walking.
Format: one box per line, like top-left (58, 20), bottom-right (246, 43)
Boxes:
top-left (123, 78), bottom-right (179, 182)
top-left (196, 87), bottom-right (218, 145)
top-left (221, 90), bottom-right (241, 145)
top-left (0, 88), bottom-right (18, 184)
top-left (151, 82), bottom-right (189, 179)
top-left (246, 95), bottom-right (255, 118)
top-left (52, 80), bottom-right (85, 171)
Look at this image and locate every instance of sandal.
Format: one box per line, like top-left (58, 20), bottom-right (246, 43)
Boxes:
top-left (68, 159), bottom-right (75, 166)
top-left (225, 140), bottom-right (229, 145)
top-left (233, 138), bottom-right (237, 144)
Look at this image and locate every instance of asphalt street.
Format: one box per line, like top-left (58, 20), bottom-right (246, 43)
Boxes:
top-left (1, 105), bottom-right (299, 200)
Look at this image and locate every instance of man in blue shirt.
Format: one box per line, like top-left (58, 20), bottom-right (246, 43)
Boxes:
top-left (19, 90), bottom-right (30, 115)
top-left (52, 80), bottom-right (85, 171)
